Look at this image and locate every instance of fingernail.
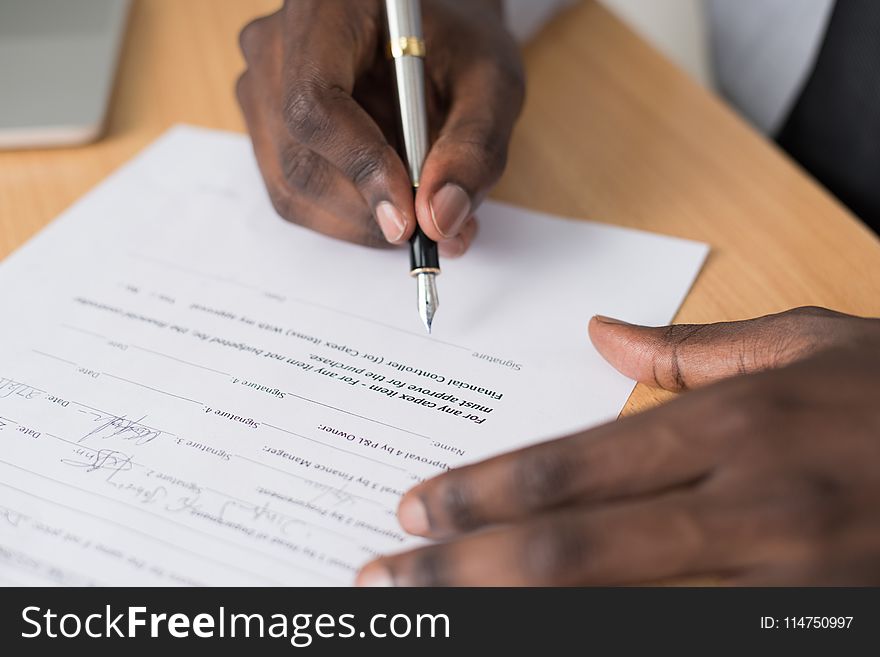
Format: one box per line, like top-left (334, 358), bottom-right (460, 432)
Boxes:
top-left (398, 496), bottom-right (429, 535)
top-left (356, 563), bottom-right (394, 587)
top-left (376, 202), bottom-right (407, 243)
top-left (594, 315), bottom-right (632, 325)
top-left (430, 184), bottom-right (470, 238)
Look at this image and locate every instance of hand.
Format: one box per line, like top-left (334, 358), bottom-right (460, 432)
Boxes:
top-left (356, 306), bottom-right (880, 585)
top-left (236, 0), bottom-right (524, 256)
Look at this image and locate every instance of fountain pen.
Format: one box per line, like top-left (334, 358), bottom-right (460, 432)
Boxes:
top-left (385, 0), bottom-right (440, 333)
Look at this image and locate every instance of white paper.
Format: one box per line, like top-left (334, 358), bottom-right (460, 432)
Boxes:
top-left (0, 126), bottom-right (707, 586)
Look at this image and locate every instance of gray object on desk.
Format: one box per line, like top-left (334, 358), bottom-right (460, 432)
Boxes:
top-left (0, 0), bottom-right (130, 149)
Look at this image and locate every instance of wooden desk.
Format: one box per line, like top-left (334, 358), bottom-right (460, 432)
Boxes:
top-left (2, 0), bottom-right (879, 416)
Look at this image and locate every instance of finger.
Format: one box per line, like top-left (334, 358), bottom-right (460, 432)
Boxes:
top-left (415, 57), bottom-right (525, 241)
top-left (397, 399), bottom-right (718, 538)
top-left (238, 15), bottom-right (379, 245)
top-left (730, 491), bottom-right (880, 585)
top-left (588, 306), bottom-right (865, 392)
top-left (728, 562), bottom-right (814, 586)
top-left (281, 0), bottom-right (416, 245)
top-left (238, 66), bottom-right (378, 245)
top-left (359, 491), bottom-right (727, 586)
top-left (438, 216), bottom-right (478, 258)
top-left (732, 556), bottom-right (880, 586)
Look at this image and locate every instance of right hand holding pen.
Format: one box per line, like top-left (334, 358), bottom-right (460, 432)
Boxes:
top-left (237, 0), bottom-right (524, 257)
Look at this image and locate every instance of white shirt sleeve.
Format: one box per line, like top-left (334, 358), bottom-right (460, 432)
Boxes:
top-left (503, 0), bottom-right (576, 42)
top-left (707, 0), bottom-right (834, 135)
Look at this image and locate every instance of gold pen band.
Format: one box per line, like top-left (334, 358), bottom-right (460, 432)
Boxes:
top-left (387, 36), bottom-right (426, 59)
top-left (410, 266), bottom-right (440, 276)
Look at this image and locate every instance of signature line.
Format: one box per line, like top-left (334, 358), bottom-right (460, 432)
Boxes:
top-left (283, 391), bottom-right (432, 441)
top-left (129, 344), bottom-right (230, 377)
top-left (102, 373), bottom-right (203, 406)
top-left (31, 350), bottom-right (77, 367)
top-left (130, 252), bottom-right (474, 351)
top-left (60, 324), bottom-right (107, 340)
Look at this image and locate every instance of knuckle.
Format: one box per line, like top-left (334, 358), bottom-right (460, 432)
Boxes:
top-left (724, 374), bottom-right (775, 416)
top-left (283, 80), bottom-right (332, 143)
top-left (669, 499), bottom-right (712, 564)
top-left (782, 306), bottom-right (873, 352)
top-left (796, 544), bottom-right (833, 578)
top-left (492, 57), bottom-right (527, 106)
top-left (763, 385), bottom-right (812, 416)
top-left (654, 323), bottom-right (714, 390)
top-left (238, 16), bottom-right (270, 59)
top-left (408, 546), bottom-right (452, 586)
top-left (773, 512), bottom-right (835, 568)
top-left (755, 329), bottom-right (805, 370)
top-left (475, 125), bottom-right (510, 174)
top-left (726, 376), bottom-right (778, 416)
top-left (343, 143), bottom-right (390, 188)
top-left (234, 72), bottom-right (250, 106)
top-left (280, 144), bottom-right (330, 197)
top-left (787, 305), bottom-right (839, 321)
top-left (436, 475), bottom-right (480, 531)
top-left (265, 184), bottom-right (300, 225)
top-left (479, 130), bottom-right (512, 176)
top-left (764, 306), bottom-right (843, 359)
top-left (701, 380), bottom-right (782, 460)
top-left (440, 121), bottom-right (510, 184)
top-left (513, 447), bottom-right (576, 509)
top-left (474, 52), bottom-right (526, 106)
top-left (784, 475), bottom-right (846, 539)
top-left (521, 520), bottom-right (590, 583)
top-left (732, 373), bottom-right (815, 427)
top-left (742, 472), bottom-right (847, 565)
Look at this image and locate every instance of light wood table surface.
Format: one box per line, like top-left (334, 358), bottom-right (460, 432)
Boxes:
top-left (1, 0), bottom-right (879, 416)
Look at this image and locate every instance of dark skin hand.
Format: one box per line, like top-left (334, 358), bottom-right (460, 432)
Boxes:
top-left (238, 1), bottom-right (880, 586)
top-left (356, 306), bottom-right (880, 585)
top-left (236, 0), bottom-right (523, 256)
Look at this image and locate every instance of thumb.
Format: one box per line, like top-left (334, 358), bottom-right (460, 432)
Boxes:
top-left (588, 306), bottom-right (866, 392)
top-left (415, 64), bottom-right (524, 242)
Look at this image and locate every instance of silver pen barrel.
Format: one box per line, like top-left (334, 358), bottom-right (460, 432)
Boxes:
top-left (385, 0), bottom-right (430, 185)
top-left (385, 0), bottom-right (440, 333)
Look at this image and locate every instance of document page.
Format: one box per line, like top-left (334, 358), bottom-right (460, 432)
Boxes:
top-left (0, 126), bottom-right (708, 585)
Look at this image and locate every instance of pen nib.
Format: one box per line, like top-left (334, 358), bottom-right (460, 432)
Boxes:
top-left (416, 272), bottom-right (439, 334)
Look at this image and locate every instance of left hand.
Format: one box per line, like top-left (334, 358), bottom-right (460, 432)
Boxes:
top-left (356, 306), bottom-right (880, 586)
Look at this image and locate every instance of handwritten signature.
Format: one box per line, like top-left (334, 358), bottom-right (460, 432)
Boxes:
top-left (0, 377), bottom-right (42, 401)
top-left (0, 506), bottom-right (26, 528)
top-left (62, 447), bottom-right (133, 481)
top-left (219, 498), bottom-right (305, 535)
top-left (79, 411), bottom-right (162, 446)
top-left (308, 483), bottom-right (356, 508)
top-left (109, 482), bottom-right (167, 505)
top-left (166, 492), bottom-right (304, 536)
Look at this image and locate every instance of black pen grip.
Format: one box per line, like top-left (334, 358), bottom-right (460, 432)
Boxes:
top-left (409, 223), bottom-right (440, 272)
